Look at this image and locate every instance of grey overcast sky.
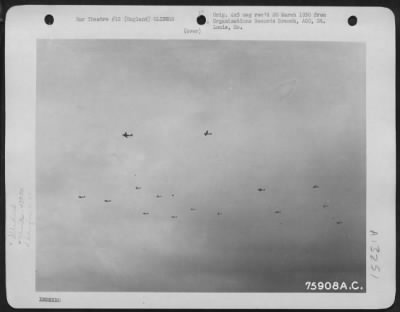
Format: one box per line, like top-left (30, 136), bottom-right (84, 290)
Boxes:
top-left (36, 40), bottom-right (365, 292)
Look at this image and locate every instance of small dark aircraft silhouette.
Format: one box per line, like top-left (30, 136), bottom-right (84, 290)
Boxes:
top-left (274, 210), bottom-right (281, 214)
top-left (156, 194), bottom-right (162, 198)
top-left (122, 131), bottom-right (133, 138)
top-left (190, 208), bottom-right (196, 211)
top-left (257, 188), bottom-right (267, 192)
top-left (142, 212), bottom-right (150, 215)
top-left (323, 201), bottom-right (329, 208)
top-left (313, 185), bottom-right (320, 189)
top-left (204, 130), bottom-right (213, 136)
top-left (135, 186), bottom-right (142, 190)
top-left (104, 200), bottom-right (112, 203)
top-left (217, 212), bottom-right (223, 216)
top-left (171, 194), bottom-right (175, 197)
top-left (78, 195), bottom-right (86, 199)
top-left (171, 216), bottom-right (178, 219)
top-left (336, 221), bottom-right (343, 225)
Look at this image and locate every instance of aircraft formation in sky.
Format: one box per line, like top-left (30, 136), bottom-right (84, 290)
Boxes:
top-left (75, 133), bottom-right (343, 225)
top-left (77, 184), bottom-right (342, 225)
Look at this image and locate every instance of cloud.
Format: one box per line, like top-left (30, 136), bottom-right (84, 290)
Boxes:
top-left (36, 40), bottom-right (365, 292)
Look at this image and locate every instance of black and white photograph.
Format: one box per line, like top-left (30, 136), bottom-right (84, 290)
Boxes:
top-left (5, 5), bottom-right (395, 309)
top-left (36, 39), bottom-right (366, 292)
